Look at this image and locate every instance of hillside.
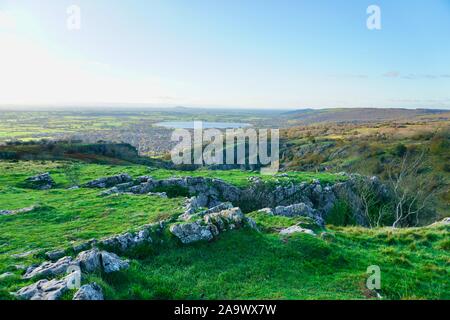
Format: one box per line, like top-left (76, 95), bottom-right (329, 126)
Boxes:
top-left (0, 160), bottom-right (448, 300)
top-left (280, 118), bottom-right (450, 220)
top-left (282, 108), bottom-right (450, 125)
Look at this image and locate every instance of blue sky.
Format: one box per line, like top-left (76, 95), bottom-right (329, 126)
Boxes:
top-left (0, 0), bottom-right (449, 109)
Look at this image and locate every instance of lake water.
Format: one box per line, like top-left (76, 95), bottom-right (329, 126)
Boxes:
top-left (154, 121), bottom-right (252, 129)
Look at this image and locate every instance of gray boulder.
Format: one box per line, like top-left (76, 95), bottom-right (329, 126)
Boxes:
top-left (180, 202), bottom-right (233, 221)
top-left (23, 256), bottom-right (77, 279)
top-left (171, 207), bottom-right (250, 244)
top-left (147, 192), bottom-right (168, 198)
top-left (98, 228), bottom-right (152, 252)
top-left (84, 173), bottom-right (132, 188)
top-left (75, 249), bottom-right (129, 273)
top-left (75, 249), bottom-right (102, 273)
top-left (45, 249), bottom-right (66, 261)
top-left (204, 208), bottom-right (245, 231)
top-left (274, 203), bottom-right (324, 226)
top-left (279, 225), bottom-right (316, 236)
top-left (170, 222), bottom-right (214, 244)
top-left (25, 173), bottom-right (55, 190)
top-left (73, 283), bottom-right (104, 300)
top-left (15, 275), bottom-right (73, 300)
top-left (101, 251), bottom-right (129, 273)
top-left (0, 206), bottom-right (37, 216)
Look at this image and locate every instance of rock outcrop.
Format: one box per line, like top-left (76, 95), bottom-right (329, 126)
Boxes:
top-left (274, 203), bottom-right (324, 226)
top-left (45, 249), bottom-right (66, 261)
top-left (84, 173), bottom-right (132, 188)
top-left (170, 207), bottom-right (250, 244)
top-left (15, 275), bottom-right (73, 300)
top-left (170, 222), bottom-right (214, 244)
top-left (24, 173), bottom-right (55, 190)
top-left (81, 172), bottom-right (390, 228)
top-left (98, 226), bottom-right (154, 252)
top-left (0, 206), bottom-right (37, 216)
top-left (23, 256), bottom-right (75, 279)
top-left (279, 225), bottom-right (316, 236)
top-left (73, 283), bottom-right (104, 300)
top-left (75, 248), bottom-right (129, 273)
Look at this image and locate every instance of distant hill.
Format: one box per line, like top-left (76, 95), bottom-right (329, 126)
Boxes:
top-left (283, 108), bottom-right (449, 124)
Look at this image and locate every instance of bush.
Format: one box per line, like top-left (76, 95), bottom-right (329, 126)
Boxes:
top-left (326, 201), bottom-right (355, 226)
top-left (394, 143), bottom-right (407, 157)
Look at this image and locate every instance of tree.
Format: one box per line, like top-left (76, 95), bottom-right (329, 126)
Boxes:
top-left (386, 150), bottom-right (442, 228)
top-left (62, 163), bottom-right (82, 187)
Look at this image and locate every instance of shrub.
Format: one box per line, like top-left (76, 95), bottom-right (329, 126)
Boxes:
top-left (326, 201), bottom-right (355, 226)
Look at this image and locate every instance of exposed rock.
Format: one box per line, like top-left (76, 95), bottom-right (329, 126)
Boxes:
top-left (180, 202), bottom-right (233, 221)
top-left (75, 249), bottom-right (102, 273)
top-left (98, 227), bottom-right (152, 252)
top-left (183, 196), bottom-right (207, 216)
top-left (0, 206), bottom-right (37, 216)
top-left (73, 283), bottom-right (104, 300)
top-left (279, 225), bottom-right (316, 236)
top-left (15, 275), bottom-right (73, 300)
top-left (274, 203), bottom-right (324, 226)
top-left (147, 192), bottom-right (168, 198)
top-left (11, 249), bottom-right (39, 259)
top-left (45, 249), bottom-right (66, 261)
top-left (75, 249), bottom-right (129, 273)
top-left (99, 187), bottom-right (120, 197)
top-left (246, 217), bottom-right (259, 231)
top-left (72, 239), bottom-right (97, 253)
top-left (23, 256), bottom-right (77, 279)
top-left (170, 222), bottom-right (214, 244)
top-left (257, 208), bottom-right (274, 215)
top-left (204, 208), bottom-right (246, 231)
top-left (135, 175), bottom-right (152, 184)
top-left (25, 173), bottom-right (55, 190)
top-left (441, 217), bottom-right (450, 225)
top-left (0, 272), bottom-right (14, 280)
top-left (84, 173), bottom-right (132, 188)
top-left (101, 251), bottom-right (129, 273)
top-left (171, 207), bottom-right (250, 244)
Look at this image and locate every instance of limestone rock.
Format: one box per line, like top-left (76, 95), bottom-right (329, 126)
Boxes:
top-left (15, 275), bottom-right (73, 300)
top-left (75, 249), bottom-right (102, 273)
top-left (98, 227), bottom-right (152, 252)
top-left (0, 206), bottom-right (37, 216)
top-left (170, 222), bottom-right (214, 244)
top-left (147, 192), bottom-right (168, 198)
top-left (25, 173), bottom-right (55, 190)
top-left (45, 249), bottom-right (66, 261)
top-left (101, 251), bottom-right (129, 273)
top-left (75, 249), bottom-right (129, 273)
top-left (73, 283), bottom-right (104, 300)
top-left (279, 225), bottom-right (316, 236)
top-left (23, 256), bottom-right (77, 279)
top-left (84, 173), bottom-right (132, 188)
top-left (204, 208), bottom-right (245, 231)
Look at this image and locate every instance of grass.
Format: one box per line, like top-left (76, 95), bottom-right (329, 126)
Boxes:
top-left (87, 223), bottom-right (449, 300)
top-left (0, 160), bottom-right (448, 300)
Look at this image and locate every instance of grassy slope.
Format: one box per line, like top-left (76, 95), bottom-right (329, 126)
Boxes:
top-left (0, 161), bottom-right (448, 300)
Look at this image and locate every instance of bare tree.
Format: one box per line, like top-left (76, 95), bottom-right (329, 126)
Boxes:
top-left (387, 151), bottom-right (441, 228)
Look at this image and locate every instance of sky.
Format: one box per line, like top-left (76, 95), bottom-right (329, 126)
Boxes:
top-left (0, 0), bottom-right (449, 109)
